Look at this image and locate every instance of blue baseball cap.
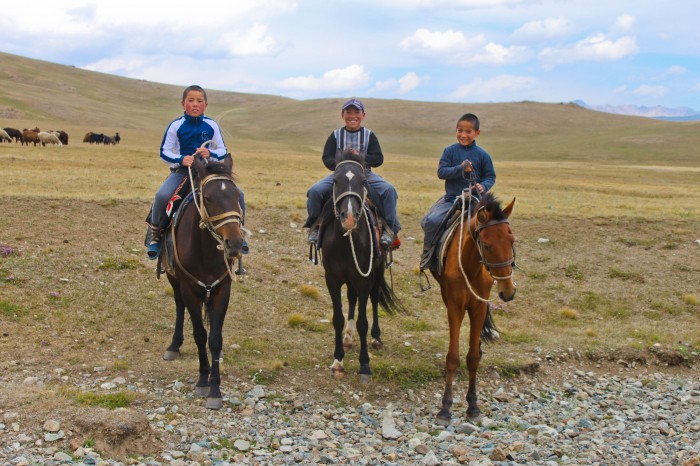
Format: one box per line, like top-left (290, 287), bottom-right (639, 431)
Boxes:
top-left (341, 98), bottom-right (365, 112)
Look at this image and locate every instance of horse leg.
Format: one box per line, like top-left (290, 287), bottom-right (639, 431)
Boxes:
top-left (465, 304), bottom-right (488, 421)
top-left (369, 275), bottom-right (383, 350)
top-left (356, 287), bottom-right (372, 383)
top-left (204, 289), bottom-right (230, 410)
top-left (344, 286), bottom-right (357, 350)
top-left (163, 275), bottom-right (185, 361)
top-left (437, 302), bottom-right (466, 425)
top-left (327, 278), bottom-right (346, 379)
top-left (183, 294), bottom-right (210, 397)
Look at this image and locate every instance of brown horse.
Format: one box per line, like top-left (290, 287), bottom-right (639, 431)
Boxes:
top-left (161, 154), bottom-right (245, 410)
top-left (433, 191), bottom-right (516, 424)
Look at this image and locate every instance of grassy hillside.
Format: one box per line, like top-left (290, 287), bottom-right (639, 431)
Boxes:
top-left (1, 51), bottom-right (699, 165)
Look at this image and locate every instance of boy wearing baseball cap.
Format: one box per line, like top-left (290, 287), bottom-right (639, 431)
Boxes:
top-left (304, 98), bottom-right (401, 249)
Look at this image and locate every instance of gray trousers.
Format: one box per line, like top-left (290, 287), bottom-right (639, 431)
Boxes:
top-left (152, 171), bottom-right (246, 227)
top-left (305, 173), bottom-right (400, 233)
top-left (420, 196), bottom-right (454, 251)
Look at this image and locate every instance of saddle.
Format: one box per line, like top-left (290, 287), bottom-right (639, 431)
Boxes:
top-left (420, 198), bottom-right (468, 276)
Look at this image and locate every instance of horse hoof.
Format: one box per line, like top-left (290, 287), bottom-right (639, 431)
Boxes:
top-left (371, 339), bottom-right (384, 350)
top-left (436, 409), bottom-right (452, 426)
top-left (359, 374), bottom-right (372, 384)
top-left (205, 397), bottom-right (223, 410)
top-left (195, 385), bottom-right (209, 397)
top-left (468, 412), bottom-right (483, 423)
top-left (331, 368), bottom-right (345, 380)
top-left (163, 350), bottom-right (180, 361)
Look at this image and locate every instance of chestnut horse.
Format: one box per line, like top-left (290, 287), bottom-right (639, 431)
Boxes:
top-left (433, 191), bottom-right (516, 424)
top-left (320, 149), bottom-right (404, 382)
top-left (161, 154), bottom-right (245, 410)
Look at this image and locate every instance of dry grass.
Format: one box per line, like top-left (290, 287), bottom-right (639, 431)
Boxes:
top-left (0, 52), bottom-right (699, 408)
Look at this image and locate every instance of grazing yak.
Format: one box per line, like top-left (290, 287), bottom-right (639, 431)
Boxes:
top-left (38, 131), bottom-right (63, 146)
top-left (0, 129), bottom-right (11, 143)
top-left (22, 128), bottom-right (40, 146)
top-left (3, 128), bottom-right (23, 143)
top-left (55, 130), bottom-right (69, 145)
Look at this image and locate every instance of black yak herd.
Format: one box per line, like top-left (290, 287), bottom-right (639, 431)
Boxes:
top-left (0, 127), bottom-right (121, 147)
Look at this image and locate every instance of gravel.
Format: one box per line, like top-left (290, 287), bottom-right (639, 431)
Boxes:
top-left (1, 365), bottom-right (699, 465)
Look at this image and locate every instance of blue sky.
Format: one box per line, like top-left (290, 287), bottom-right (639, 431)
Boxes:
top-left (2, 0), bottom-right (699, 111)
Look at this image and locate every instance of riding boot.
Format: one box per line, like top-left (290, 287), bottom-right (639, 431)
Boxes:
top-left (380, 228), bottom-right (394, 249)
top-left (147, 224), bottom-right (163, 260)
top-left (307, 225), bottom-right (320, 245)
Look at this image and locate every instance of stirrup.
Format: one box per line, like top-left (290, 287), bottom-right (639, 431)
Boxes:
top-left (147, 240), bottom-right (162, 260)
top-left (307, 227), bottom-right (319, 245)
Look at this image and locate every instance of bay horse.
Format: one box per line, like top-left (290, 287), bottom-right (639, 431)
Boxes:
top-left (433, 191), bottom-right (516, 424)
top-left (161, 153), bottom-right (245, 410)
top-left (320, 148), bottom-right (404, 382)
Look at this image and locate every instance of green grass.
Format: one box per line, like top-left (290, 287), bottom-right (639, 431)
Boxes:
top-left (99, 257), bottom-right (141, 270)
top-left (73, 391), bottom-right (134, 409)
top-left (0, 300), bottom-right (26, 317)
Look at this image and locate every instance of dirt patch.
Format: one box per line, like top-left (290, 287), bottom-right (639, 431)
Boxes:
top-left (69, 407), bottom-right (161, 459)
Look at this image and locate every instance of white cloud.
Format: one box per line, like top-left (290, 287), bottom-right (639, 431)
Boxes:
top-left (469, 43), bottom-right (532, 64)
top-left (398, 72), bottom-right (422, 93)
top-left (280, 65), bottom-right (370, 91)
top-left (400, 28), bottom-right (478, 53)
top-left (539, 34), bottom-right (638, 67)
top-left (373, 72), bottom-right (423, 94)
top-left (221, 24), bottom-right (278, 57)
top-left (633, 84), bottom-right (668, 98)
top-left (513, 16), bottom-right (573, 41)
top-left (452, 74), bottom-right (537, 100)
top-left (614, 14), bottom-right (635, 31)
top-left (417, 0), bottom-right (523, 7)
top-left (665, 65), bottom-right (687, 75)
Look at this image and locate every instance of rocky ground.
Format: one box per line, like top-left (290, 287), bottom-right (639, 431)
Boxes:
top-left (1, 352), bottom-right (699, 466)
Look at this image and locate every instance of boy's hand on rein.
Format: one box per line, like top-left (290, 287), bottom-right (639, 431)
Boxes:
top-left (181, 155), bottom-right (195, 167)
top-left (462, 160), bottom-right (473, 173)
top-left (194, 147), bottom-right (211, 158)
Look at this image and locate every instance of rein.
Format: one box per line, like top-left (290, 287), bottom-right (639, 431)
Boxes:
top-left (171, 141), bottom-right (244, 300)
top-left (457, 187), bottom-right (515, 303)
top-left (332, 159), bottom-right (373, 277)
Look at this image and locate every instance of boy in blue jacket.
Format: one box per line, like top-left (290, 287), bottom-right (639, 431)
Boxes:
top-left (420, 113), bottom-right (495, 270)
top-left (147, 85), bottom-right (246, 259)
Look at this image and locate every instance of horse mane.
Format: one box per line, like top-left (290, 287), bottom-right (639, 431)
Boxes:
top-left (199, 155), bottom-right (237, 182)
top-left (473, 192), bottom-right (506, 220)
top-left (336, 147), bottom-right (366, 165)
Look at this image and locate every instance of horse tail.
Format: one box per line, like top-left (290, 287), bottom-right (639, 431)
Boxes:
top-left (377, 272), bottom-right (407, 316)
top-left (480, 304), bottom-right (500, 343)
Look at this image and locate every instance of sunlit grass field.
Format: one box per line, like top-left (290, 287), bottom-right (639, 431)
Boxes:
top-left (0, 51), bottom-right (699, 396)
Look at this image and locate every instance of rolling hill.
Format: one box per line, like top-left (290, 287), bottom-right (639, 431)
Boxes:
top-left (1, 51), bottom-right (698, 166)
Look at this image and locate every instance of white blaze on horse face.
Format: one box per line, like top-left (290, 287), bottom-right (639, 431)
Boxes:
top-left (345, 170), bottom-right (355, 181)
top-left (220, 182), bottom-right (226, 191)
top-left (347, 198), bottom-right (354, 216)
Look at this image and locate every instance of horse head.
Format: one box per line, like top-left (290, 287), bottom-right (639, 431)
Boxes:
top-left (473, 195), bottom-right (516, 302)
top-left (333, 148), bottom-right (367, 232)
top-left (193, 154), bottom-right (245, 259)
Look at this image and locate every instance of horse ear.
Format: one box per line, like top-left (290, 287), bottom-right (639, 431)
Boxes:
top-left (502, 197), bottom-right (516, 218)
top-left (476, 206), bottom-right (490, 224)
top-left (223, 153), bottom-right (233, 174)
top-left (193, 155), bottom-right (207, 178)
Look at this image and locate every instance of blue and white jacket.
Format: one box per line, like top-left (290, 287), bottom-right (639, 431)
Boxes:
top-left (159, 113), bottom-right (227, 169)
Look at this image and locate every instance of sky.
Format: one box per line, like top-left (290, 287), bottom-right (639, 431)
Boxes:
top-left (2, 0), bottom-right (699, 111)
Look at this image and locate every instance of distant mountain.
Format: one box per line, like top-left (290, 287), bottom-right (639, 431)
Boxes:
top-left (573, 100), bottom-right (700, 121)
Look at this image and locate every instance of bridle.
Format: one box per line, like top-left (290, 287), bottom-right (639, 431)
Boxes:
top-left (171, 147), bottom-right (245, 301)
top-left (457, 188), bottom-right (516, 303)
top-left (332, 159), bottom-right (367, 223)
top-left (332, 159), bottom-right (373, 277)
